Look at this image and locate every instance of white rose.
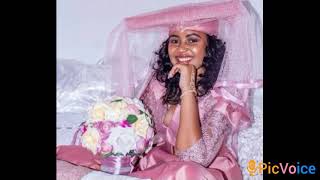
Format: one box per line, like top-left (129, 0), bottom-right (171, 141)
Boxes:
top-left (110, 96), bottom-right (123, 101)
top-left (107, 127), bottom-right (137, 155)
top-left (104, 106), bottom-right (128, 121)
top-left (89, 103), bottom-right (108, 123)
top-left (113, 100), bottom-right (128, 109)
top-left (104, 100), bottom-right (128, 121)
top-left (133, 98), bottom-right (145, 110)
top-left (124, 97), bottom-right (134, 105)
top-left (133, 115), bottom-right (150, 138)
top-left (81, 127), bottom-right (101, 154)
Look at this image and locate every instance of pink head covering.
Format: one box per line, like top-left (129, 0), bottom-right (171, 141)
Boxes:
top-left (124, 0), bottom-right (240, 37)
top-left (100, 0), bottom-right (263, 97)
top-left (168, 20), bottom-right (219, 36)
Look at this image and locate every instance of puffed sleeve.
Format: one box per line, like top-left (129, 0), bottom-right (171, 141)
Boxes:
top-left (176, 109), bottom-right (231, 167)
top-left (176, 87), bottom-right (251, 167)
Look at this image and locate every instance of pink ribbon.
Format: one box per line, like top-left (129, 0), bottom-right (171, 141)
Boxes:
top-left (215, 79), bottom-right (263, 89)
top-left (71, 122), bottom-right (86, 145)
top-left (100, 156), bottom-right (136, 175)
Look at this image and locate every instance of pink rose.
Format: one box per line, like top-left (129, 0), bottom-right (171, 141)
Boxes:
top-left (136, 137), bottom-right (146, 153)
top-left (120, 120), bottom-right (131, 128)
top-left (101, 142), bottom-right (113, 154)
top-left (102, 121), bottom-right (112, 133)
top-left (146, 127), bottom-right (154, 140)
top-left (81, 125), bottom-right (87, 135)
top-left (127, 104), bottom-right (140, 114)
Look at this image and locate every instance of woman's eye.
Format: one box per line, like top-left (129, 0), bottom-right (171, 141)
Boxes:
top-left (169, 39), bottom-right (179, 44)
top-left (188, 38), bottom-right (199, 43)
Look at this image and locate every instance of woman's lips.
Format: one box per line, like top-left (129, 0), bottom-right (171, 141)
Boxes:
top-left (176, 56), bottom-right (193, 64)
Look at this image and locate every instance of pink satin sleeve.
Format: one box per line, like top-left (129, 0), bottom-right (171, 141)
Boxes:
top-left (176, 109), bottom-right (231, 167)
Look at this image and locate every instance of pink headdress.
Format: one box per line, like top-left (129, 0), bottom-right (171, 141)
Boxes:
top-left (168, 20), bottom-right (219, 36)
top-left (100, 0), bottom-right (262, 98)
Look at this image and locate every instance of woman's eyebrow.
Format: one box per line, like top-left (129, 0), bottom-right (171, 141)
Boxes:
top-left (169, 35), bottom-right (179, 39)
top-left (186, 33), bottom-right (201, 38)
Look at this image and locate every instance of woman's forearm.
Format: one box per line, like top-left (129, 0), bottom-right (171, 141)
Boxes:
top-left (175, 93), bottom-right (201, 151)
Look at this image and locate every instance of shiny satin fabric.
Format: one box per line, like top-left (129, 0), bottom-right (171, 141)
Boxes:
top-left (129, 145), bottom-right (242, 180)
top-left (56, 144), bottom-right (242, 179)
top-left (56, 145), bottom-right (101, 170)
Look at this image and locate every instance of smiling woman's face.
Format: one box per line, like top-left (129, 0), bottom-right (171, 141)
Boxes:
top-left (168, 29), bottom-right (207, 69)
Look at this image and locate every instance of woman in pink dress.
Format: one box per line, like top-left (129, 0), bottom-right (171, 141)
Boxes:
top-left (127, 7), bottom-right (247, 180)
top-left (57, 1), bottom-right (262, 179)
top-left (128, 29), bottom-right (240, 179)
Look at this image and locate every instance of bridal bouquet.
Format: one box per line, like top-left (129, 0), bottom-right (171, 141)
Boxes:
top-left (77, 96), bottom-right (154, 174)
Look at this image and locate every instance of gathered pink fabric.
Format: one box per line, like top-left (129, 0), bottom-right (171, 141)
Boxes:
top-left (56, 145), bottom-right (102, 170)
top-left (169, 20), bottom-right (219, 36)
top-left (128, 77), bottom-right (248, 180)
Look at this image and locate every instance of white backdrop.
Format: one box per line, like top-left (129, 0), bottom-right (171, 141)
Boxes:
top-left (57, 0), bottom-right (262, 64)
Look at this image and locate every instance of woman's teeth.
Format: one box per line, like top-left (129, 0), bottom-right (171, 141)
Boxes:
top-left (177, 57), bottom-right (192, 62)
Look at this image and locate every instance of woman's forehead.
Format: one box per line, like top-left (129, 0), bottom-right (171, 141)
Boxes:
top-left (169, 29), bottom-right (207, 38)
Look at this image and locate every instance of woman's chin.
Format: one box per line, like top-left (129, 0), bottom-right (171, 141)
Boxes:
top-left (178, 60), bottom-right (191, 65)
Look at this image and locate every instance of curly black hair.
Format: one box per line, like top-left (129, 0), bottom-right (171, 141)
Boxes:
top-left (153, 34), bottom-right (226, 105)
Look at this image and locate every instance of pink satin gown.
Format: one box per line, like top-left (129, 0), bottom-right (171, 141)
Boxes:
top-left (129, 77), bottom-right (246, 180)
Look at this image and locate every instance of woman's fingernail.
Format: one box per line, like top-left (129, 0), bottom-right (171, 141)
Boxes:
top-left (168, 74), bottom-right (172, 79)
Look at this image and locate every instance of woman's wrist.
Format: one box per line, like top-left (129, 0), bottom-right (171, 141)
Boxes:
top-left (181, 65), bottom-right (197, 92)
top-left (180, 89), bottom-right (197, 99)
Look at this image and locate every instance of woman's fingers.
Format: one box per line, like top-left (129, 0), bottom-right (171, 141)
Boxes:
top-left (168, 64), bottom-right (181, 78)
top-left (168, 64), bottom-right (196, 79)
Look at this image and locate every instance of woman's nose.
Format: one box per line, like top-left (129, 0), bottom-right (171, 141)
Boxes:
top-left (177, 42), bottom-right (188, 52)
